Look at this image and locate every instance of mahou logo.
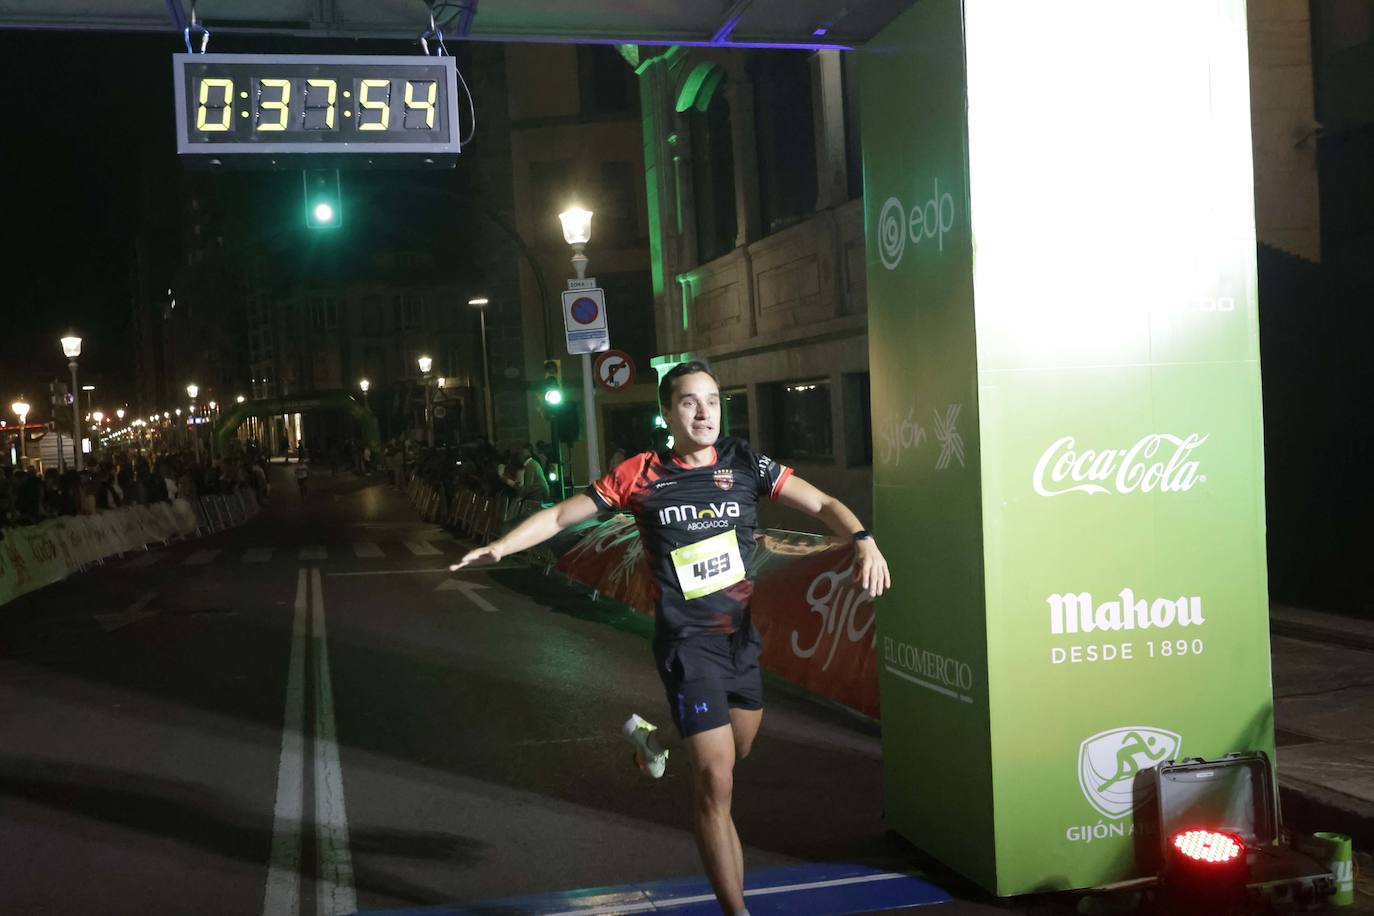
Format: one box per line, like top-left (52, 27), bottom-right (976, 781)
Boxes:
top-left (1078, 726), bottom-right (1181, 819)
top-left (1034, 434), bottom-right (1208, 497)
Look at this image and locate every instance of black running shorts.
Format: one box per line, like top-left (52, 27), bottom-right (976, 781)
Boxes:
top-left (654, 628), bottom-right (764, 738)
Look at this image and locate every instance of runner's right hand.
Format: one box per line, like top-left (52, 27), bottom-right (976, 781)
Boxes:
top-left (450, 546), bottom-right (500, 571)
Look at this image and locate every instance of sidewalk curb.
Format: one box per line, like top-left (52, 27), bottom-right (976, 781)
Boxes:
top-left (1272, 620), bottom-right (1374, 653)
top-left (1280, 779), bottom-right (1374, 850)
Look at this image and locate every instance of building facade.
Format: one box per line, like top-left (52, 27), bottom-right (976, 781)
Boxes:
top-left (634, 46), bottom-right (870, 530)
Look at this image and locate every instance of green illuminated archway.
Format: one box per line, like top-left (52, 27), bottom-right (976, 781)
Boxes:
top-left (214, 390), bottom-right (379, 454)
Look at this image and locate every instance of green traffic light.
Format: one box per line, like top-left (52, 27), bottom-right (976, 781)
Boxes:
top-left (303, 168), bottom-right (342, 229)
top-left (544, 388), bottom-right (564, 406)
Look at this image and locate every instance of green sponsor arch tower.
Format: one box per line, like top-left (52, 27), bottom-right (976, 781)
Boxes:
top-left (860, 0), bottom-right (1275, 894)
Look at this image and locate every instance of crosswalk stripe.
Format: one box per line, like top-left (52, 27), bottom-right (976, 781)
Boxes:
top-left (125, 553), bottom-right (164, 568)
top-left (402, 540), bottom-right (442, 556)
top-left (183, 549), bottom-right (220, 566)
top-left (298, 545), bottom-right (328, 561)
top-left (243, 548), bottom-right (273, 563)
top-left (352, 541), bottom-right (384, 558)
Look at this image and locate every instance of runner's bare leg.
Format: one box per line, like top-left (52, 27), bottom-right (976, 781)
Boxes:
top-left (727, 708), bottom-right (762, 888)
top-left (688, 724), bottom-right (745, 914)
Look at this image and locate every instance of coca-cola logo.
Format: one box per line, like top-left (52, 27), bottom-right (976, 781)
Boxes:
top-left (1033, 434), bottom-right (1207, 497)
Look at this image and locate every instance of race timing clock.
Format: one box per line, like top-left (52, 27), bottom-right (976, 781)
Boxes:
top-left (173, 53), bottom-right (461, 167)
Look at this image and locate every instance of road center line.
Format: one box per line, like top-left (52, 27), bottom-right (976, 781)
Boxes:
top-left (311, 568), bottom-right (357, 916)
top-left (262, 570), bottom-right (307, 916)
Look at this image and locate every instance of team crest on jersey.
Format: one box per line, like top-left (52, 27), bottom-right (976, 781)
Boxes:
top-left (713, 469), bottom-right (734, 491)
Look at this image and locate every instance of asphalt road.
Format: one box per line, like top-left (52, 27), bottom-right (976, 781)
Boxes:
top-left (0, 467), bottom-right (1365, 916)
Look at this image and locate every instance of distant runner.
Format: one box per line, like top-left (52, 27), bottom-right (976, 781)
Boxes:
top-left (295, 460), bottom-right (309, 501)
top-left (453, 360), bottom-right (889, 916)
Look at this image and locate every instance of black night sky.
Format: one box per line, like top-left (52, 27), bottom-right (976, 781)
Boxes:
top-left (1, 26), bottom-right (466, 420)
top-left (1, 29), bottom-right (176, 410)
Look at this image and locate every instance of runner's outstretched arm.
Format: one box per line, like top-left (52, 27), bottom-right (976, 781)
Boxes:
top-left (450, 493), bottom-right (600, 569)
top-left (775, 475), bottom-right (892, 598)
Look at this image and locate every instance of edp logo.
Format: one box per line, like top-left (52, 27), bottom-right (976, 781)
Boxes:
top-left (877, 177), bottom-right (957, 270)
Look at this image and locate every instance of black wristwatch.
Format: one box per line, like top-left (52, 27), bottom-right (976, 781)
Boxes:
top-left (852, 530), bottom-right (873, 542)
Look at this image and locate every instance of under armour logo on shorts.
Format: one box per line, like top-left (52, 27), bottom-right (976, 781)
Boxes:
top-left (694, 702), bottom-right (709, 714)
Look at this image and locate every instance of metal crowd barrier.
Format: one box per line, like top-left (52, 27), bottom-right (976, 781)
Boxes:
top-left (405, 475), bottom-right (545, 544)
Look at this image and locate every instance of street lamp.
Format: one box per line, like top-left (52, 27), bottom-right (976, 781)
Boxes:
top-left (468, 297), bottom-right (496, 443)
top-left (11, 398), bottom-right (30, 465)
top-left (417, 356), bottom-right (434, 447)
top-left (558, 205), bottom-right (601, 480)
top-left (61, 335), bottom-right (84, 471)
top-left (116, 408), bottom-right (125, 420)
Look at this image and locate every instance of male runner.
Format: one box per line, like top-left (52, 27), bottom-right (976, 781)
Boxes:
top-left (452, 360), bottom-right (890, 915)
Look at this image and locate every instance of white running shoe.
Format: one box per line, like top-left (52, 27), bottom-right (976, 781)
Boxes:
top-left (622, 713), bottom-right (669, 779)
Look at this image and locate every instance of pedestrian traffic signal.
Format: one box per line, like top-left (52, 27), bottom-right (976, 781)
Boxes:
top-left (303, 168), bottom-right (342, 229)
top-left (542, 359), bottom-right (563, 407)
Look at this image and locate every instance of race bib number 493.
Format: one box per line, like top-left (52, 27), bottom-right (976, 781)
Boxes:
top-left (671, 529), bottom-right (745, 600)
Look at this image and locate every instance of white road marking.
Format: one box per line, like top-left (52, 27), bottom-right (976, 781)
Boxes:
top-left (351, 541), bottom-right (384, 558)
top-left (243, 548), bottom-right (273, 564)
top-left (262, 570), bottom-right (307, 916)
top-left (298, 545), bottom-right (327, 561)
top-left (182, 549), bottom-right (220, 566)
top-left (93, 591), bottom-right (159, 632)
top-left (311, 569), bottom-right (356, 915)
top-left (435, 578), bottom-right (500, 613)
top-left (325, 565), bottom-right (523, 578)
top-left (402, 540), bottom-right (441, 556)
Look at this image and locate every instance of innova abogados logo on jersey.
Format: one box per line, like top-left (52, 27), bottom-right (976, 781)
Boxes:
top-left (1034, 434), bottom-right (1208, 497)
top-left (876, 177), bottom-right (957, 270)
top-left (1078, 726), bottom-right (1181, 819)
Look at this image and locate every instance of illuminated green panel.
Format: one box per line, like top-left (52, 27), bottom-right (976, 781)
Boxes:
top-left (863, 0), bottom-right (1270, 896)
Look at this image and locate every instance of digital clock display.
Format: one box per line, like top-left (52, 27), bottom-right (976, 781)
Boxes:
top-left (173, 53), bottom-right (460, 166)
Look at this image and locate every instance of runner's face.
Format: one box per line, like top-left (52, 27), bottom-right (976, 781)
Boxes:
top-left (666, 373), bottom-right (721, 451)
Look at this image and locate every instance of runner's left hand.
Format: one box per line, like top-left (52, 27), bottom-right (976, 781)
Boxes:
top-left (853, 539), bottom-right (891, 599)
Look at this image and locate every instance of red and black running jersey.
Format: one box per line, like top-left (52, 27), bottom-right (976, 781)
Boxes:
top-left (586, 437), bottom-right (793, 642)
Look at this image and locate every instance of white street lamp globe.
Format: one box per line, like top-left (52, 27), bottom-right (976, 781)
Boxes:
top-left (116, 409), bottom-right (125, 419)
top-left (437, 377), bottom-right (446, 389)
top-left (92, 411), bottom-right (103, 423)
top-left (418, 356), bottom-right (432, 374)
top-left (61, 336), bottom-right (82, 359)
top-left (359, 379), bottom-right (370, 392)
top-left (468, 297), bottom-right (489, 307)
top-left (12, 400), bottom-right (30, 421)
top-left (236, 395), bottom-right (245, 403)
top-left (558, 207), bottom-right (593, 246)
top-left (186, 384), bottom-right (198, 399)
